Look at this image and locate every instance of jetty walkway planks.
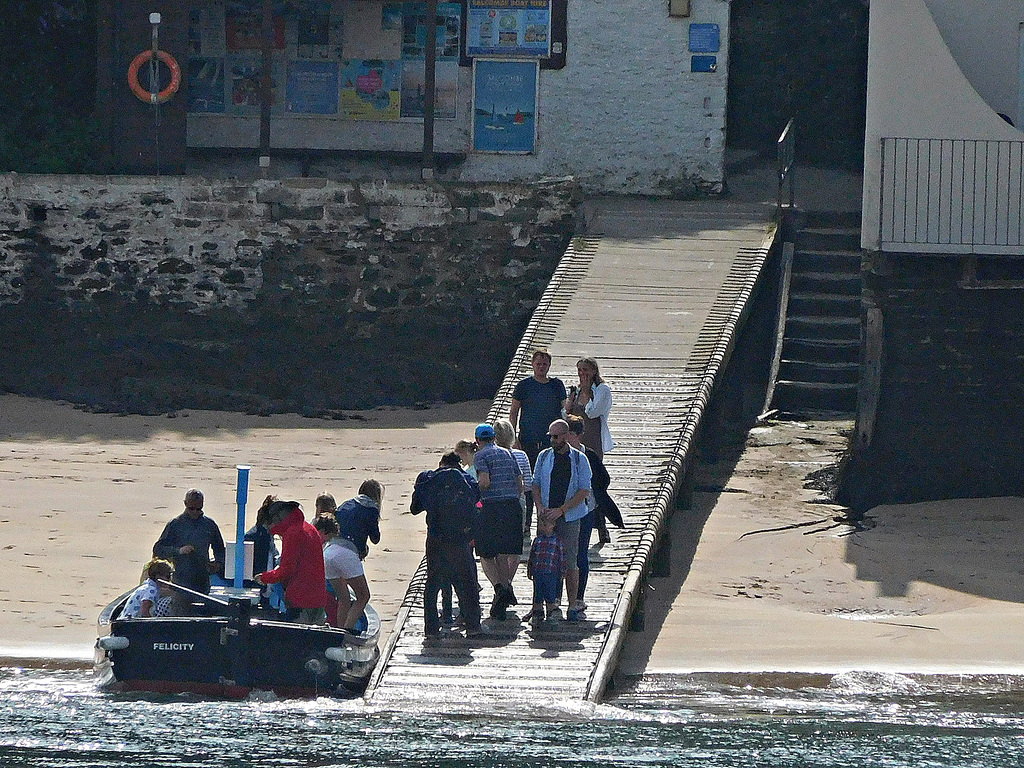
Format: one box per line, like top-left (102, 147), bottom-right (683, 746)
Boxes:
top-left (365, 199), bottom-right (777, 706)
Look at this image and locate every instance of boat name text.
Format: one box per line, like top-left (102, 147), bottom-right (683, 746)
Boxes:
top-left (153, 642), bottom-right (195, 651)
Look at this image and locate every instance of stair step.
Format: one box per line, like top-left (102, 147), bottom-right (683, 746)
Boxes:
top-left (802, 210), bottom-right (863, 229)
top-left (778, 359), bottom-right (860, 385)
top-left (790, 272), bottom-right (861, 295)
top-left (772, 380), bottom-right (858, 412)
top-left (796, 227), bottom-right (861, 251)
top-left (793, 249), bottom-right (861, 273)
top-left (786, 316), bottom-right (860, 341)
top-left (789, 293), bottom-right (860, 315)
top-left (782, 337), bottom-right (860, 363)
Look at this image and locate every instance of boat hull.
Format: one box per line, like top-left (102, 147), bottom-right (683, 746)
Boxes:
top-left (95, 593), bottom-right (379, 699)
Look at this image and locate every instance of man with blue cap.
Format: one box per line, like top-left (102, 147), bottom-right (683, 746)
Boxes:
top-left (473, 422), bottom-right (524, 620)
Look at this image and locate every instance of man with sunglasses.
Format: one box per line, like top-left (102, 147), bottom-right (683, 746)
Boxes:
top-left (153, 488), bottom-right (226, 603)
top-left (530, 419), bottom-right (592, 622)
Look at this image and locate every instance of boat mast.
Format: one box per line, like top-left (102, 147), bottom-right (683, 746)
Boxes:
top-left (233, 465), bottom-right (251, 589)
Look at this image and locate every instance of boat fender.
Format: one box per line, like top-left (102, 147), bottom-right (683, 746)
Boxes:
top-left (325, 646), bottom-right (350, 663)
top-left (304, 657), bottom-right (329, 677)
top-left (97, 636), bottom-right (130, 651)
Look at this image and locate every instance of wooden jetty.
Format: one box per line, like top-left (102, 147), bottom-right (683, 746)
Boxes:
top-left (365, 199), bottom-right (778, 706)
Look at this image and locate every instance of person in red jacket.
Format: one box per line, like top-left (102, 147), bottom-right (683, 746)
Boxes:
top-left (254, 500), bottom-right (328, 625)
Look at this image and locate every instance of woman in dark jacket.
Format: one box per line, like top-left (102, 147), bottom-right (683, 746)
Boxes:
top-left (325, 480), bottom-right (383, 630)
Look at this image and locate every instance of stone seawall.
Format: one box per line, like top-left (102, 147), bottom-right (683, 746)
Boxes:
top-left (0, 174), bottom-right (579, 413)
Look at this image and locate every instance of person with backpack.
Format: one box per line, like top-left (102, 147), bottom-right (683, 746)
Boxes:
top-left (410, 451), bottom-right (483, 638)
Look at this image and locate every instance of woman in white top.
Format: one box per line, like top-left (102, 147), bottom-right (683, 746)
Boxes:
top-left (565, 356), bottom-right (615, 542)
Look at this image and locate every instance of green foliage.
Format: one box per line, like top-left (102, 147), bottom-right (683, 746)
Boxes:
top-left (0, 0), bottom-right (99, 173)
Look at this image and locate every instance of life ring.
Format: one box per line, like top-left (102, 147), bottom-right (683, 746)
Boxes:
top-left (128, 50), bottom-right (181, 104)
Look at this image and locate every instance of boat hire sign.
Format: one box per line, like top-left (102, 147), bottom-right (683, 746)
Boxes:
top-left (467, 0), bottom-right (551, 58)
top-left (472, 59), bottom-right (538, 154)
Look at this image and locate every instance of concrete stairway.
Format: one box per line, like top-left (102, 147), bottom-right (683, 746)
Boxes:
top-left (772, 211), bottom-right (862, 415)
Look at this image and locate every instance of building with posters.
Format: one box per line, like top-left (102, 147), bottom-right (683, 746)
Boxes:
top-left (842, 0), bottom-right (1024, 506)
top-left (96, 0), bottom-right (729, 194)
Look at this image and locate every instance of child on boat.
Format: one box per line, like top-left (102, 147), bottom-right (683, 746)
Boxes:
top-left (122, 559), bottom-right (174, 618)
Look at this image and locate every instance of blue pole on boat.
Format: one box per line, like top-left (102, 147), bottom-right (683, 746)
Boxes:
top-left (234, 465), bottom-right (251, 589)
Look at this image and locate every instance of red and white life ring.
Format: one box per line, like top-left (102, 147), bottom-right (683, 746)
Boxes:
top-left (128, 49), bottom-right (181, 104)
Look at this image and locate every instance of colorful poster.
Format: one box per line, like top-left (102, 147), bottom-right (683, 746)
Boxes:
top-left (286, 61), bottom-right (339, 114)
top-left (187, 57), bottom-right (226, 113)
top-left (401, 2), bottom-right (462, 60)
top-left (226, 54), bottom-right (284, 114)
top-left (188, 4), bottom-right (226, 56)
top-left (472, 59), bottom-right (537, 153)
top-left (467, 0), bottom-right (550, 58)
top-left (225, 11), bottom-right (286, 51)
top-left (339, 59), bottom-right (401, 120)
top-left (400, 60), bottom-right (458, 119)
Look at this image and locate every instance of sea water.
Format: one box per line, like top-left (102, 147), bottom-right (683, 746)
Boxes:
top-left (1, 667), bottom-right (1022, 767)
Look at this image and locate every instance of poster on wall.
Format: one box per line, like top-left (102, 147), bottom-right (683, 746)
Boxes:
top-left (294, 2), bottom-right (343, 60)
top-left (188, 58), bottom-right (226, 113)
top-left (339, 59), bottom-right (402, 120)
top-left (400, 60), bottom-right (458, 119)
top-left (189, 4), bottom-right (227, 56)
top-left (401, 2), bottom-right (462, 60)
top-left (286, 60), bottom-right (340, 114)
top-left (472, 59), bottom-right (538, 153)
top-left (346, 1), bottom-right (402, 60)
top-left (466, 0), bottom-right (550, 58)
top-left (224, 9), bottom-right (286, 50)
top-left (226, 54), bottom-right (285, 114)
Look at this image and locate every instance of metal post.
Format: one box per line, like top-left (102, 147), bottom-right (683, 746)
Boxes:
top-left (233, 465), bottom-right (251, 589)
top-left (149, 12), bottom-right (161, 176)
top-left (421, 0), bottom-right (438, 180)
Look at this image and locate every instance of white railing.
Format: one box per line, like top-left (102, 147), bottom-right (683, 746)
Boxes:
top-left (879, 137), bottom-right (1024, 254)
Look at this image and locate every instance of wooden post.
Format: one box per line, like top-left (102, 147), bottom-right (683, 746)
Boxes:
top-left (856, 304), bottom-right (883, 448)
top-left (259, 0), bottom-right (273, 175)
top-left (421, 0), bottom-right (438, 180)
top-left (95, 0), bottom-right (115, 172)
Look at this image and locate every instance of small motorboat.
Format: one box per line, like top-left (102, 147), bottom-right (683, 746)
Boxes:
top-left (94, 465), bottom-right (380, 699)
top-left (95, 583), bottom-right (380, 698)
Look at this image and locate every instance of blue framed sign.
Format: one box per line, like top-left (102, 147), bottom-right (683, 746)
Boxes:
top-left (472, 59), bottom-right (538, 153)
top-left (467, 0), bottom-right (551, 58)
top-left (691, 55), bottom-right (717, 73)
top-left (688, 23), bottom-right (720, 53)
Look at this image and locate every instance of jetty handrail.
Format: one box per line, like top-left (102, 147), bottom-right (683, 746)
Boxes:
top-left (777, 119), bottom-right (796, 221)
top-left (879, 137), bottom-right (1024, 254)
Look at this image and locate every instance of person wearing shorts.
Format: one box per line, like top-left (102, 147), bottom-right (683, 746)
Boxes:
top-left (473, 423), bottom-right (524, 620)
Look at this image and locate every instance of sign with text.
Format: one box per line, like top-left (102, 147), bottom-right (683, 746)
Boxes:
top-left (467, 0), bottom-right (551, 58)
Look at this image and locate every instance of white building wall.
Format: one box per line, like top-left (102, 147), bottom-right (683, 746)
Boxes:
top-left (187, 0), bottom-right (728, 195)
top-left (925, 0), bottom-right (1024, 122)
top-left (462, 0), bottom-right (729, 194)
top-left (862, 0), bottom-right (1023, 250)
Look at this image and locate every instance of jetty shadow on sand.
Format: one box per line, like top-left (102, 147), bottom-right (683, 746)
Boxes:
top-left (845, 496), bottom-right (1024, 602)
top-left (0, 394), bottom-right (489, 444)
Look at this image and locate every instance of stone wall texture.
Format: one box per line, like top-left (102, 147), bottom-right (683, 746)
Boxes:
top-left (839, 254), bottom-right (1024, 509)
top-left (0, 173), bottom-right (579, 413)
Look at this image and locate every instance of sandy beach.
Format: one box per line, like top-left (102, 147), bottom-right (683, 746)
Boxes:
top-left (4, 394), bottom-right (1024, 677)
top-left (0, 394), bottom-right (488, 660)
